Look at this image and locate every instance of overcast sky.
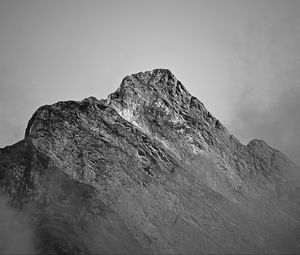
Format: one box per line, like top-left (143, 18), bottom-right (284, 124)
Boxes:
top-left (0, 0), bottom-right (300, 165)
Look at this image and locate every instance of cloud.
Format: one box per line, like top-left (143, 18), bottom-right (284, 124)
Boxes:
top-left (0, 196), bottom-right (36, 254)
top-left (227, 10), bottom-right (300, 166)
top-left (232, 86), bottom-right (300, 164)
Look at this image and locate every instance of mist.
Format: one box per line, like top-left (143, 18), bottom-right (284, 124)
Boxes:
top-left (0, 196), bottom-right (36, 254)
top-left (226, 8), bottom-right (300, 164)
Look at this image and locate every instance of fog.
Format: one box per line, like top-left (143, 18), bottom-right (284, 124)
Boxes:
top-left (0, 196), bottom-right (35, 254)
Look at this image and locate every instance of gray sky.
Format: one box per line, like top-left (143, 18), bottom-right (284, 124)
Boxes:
top-left (1, 0), bottom-right (300, 165)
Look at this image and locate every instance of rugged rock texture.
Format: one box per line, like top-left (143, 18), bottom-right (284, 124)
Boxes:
top-left (0, 69), bottom-right (300, 254)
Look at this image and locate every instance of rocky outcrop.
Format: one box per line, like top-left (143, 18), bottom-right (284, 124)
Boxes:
top-left (0, 69), bottom-right (300, 254)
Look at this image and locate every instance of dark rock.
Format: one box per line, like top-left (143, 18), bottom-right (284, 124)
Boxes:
top-left (0, 69), bottom-right (300, 254)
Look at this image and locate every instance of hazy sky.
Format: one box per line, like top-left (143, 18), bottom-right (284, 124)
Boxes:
top-left (0, 0), bottom-right (300, 165)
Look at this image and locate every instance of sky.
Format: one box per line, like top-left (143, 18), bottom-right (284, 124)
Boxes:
top-left (0, 0), bottom-right (300, 165)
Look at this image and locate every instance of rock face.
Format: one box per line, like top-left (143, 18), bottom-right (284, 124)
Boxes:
top-left (0, 69), bottom-right (300, 254)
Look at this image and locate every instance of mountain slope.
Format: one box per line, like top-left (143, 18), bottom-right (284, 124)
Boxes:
top-left (0, 69), bottom-right (300, 254)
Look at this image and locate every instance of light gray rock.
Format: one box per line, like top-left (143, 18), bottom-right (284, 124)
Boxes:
top-left (0, 69), bottom-right (299, 254)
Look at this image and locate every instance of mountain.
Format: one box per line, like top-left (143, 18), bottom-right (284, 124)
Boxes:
top-left (0, 69), bottom-right (300, 254)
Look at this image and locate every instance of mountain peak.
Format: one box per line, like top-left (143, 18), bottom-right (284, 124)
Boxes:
top-left (3, 69), bottom-right (299, 254)
top-left (110, 69), bottom-right (190, 109)
top-left (106, 69), bottom-right (228, 152)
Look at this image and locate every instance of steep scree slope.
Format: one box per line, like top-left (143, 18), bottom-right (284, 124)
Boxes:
top-left (0, 69), bottom-right (300, 254)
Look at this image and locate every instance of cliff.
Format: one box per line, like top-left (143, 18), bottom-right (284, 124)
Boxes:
top-left (0, 69), bottom-right (299, 254)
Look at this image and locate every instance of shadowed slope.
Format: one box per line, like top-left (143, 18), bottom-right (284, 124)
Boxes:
top-left (0, 69), bottom-right (299, 254)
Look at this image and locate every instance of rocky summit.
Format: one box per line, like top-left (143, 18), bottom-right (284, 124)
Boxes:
top-left (0, 69), bottom-right (300, 254)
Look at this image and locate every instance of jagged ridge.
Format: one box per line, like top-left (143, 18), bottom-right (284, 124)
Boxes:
top-left (0, 69), bottom-right (300, 254)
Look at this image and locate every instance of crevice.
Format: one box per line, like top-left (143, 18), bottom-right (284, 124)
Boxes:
top-left (143, 166), bottom-right (154, 177)
top-left (138, 149), bottom-right (146, 157)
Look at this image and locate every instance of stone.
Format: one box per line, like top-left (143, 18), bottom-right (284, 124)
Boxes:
top-left (0, 69), bottom-right (300, 254)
